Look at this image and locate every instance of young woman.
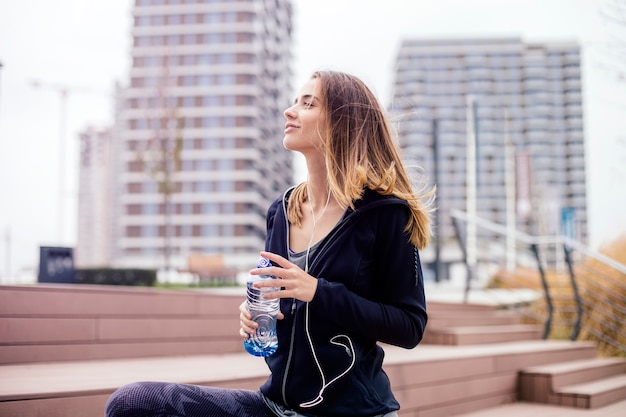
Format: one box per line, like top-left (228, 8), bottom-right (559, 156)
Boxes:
top-left (105, 70), bottom-right (433, 417)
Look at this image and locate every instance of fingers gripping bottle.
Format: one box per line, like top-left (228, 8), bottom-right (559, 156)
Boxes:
top-left (244, 257), bottom-right (279, 357)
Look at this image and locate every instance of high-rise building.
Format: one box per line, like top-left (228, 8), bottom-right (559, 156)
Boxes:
top-left (392, 38), bottom-right (587, 251)
top-left (108, 0), bottom-right (294, 270)
top-left (76, 127), bottom-right (114, 267)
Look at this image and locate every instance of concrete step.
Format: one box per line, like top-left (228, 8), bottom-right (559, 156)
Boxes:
top-left (427, 311), bottom-right (520, 328)
top-left (423, 324), bottom-right (543, 345)
top-left (0, 340), bottom-right (599, 417)
top-left (558, 374), bottom-right (626, 409)
top-left (427, 301), bottom-right (497, 312)
top-left (522, 358), bottom-right (626, 389)
top-left (520, 358), bottom-right (626, 409)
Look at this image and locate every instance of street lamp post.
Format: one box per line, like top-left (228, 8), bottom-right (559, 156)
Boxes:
top-left (465, 95), bottom-right (478, 300)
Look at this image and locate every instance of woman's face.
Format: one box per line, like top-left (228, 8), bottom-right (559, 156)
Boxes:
top-left (282, 78), bottom-right (326, 154)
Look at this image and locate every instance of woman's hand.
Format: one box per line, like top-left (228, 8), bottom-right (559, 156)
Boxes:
top-left (238, 295), bottom-right (286, 339)
top-left (238, 301), bottom-right (256, 339)
top-left (249, 251), bottom-right (318, 302)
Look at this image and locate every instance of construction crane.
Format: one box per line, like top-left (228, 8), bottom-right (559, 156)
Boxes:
top-left (30, 79), bottom-right (111, 245)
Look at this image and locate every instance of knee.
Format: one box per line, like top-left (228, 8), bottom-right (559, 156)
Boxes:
top-left (104, 382), bottom-right (154, 417)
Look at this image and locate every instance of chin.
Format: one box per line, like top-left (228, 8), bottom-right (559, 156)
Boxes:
top-left (283, 137), bottom-right (298, 151)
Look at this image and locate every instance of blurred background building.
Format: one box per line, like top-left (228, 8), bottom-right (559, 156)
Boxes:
top-left (392, 38), bottom-right (587, 259)
top-left (76, 126), bottom-right (114, 267)
top-left (75, 20), bottom-right (590, 280)
top-left (76, 0), bottom-right (294, 272)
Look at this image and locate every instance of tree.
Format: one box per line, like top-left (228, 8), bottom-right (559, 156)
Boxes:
top-left (136, 63), bottom-right (184, 274)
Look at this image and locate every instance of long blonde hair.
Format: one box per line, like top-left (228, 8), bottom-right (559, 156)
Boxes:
top-left (287, 71), bottom-right (434, 249)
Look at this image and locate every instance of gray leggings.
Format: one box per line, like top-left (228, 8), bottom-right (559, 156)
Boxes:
top-left (104, 381), bottom-right (399, 417)
top-left (104, 382), bottom-right (273, 417)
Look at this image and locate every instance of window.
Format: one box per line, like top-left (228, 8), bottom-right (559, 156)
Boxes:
top-left (204, 33), bottom-right (220, 44)
top-left (137, 16), bottom-right (151, 27)
top-left (203, 203), bottom-right (218, 214)
top-left (198, 75), bottom-right (212, 86)
top-left (202, 117), bottom-right (219, 128)
top-left (181, 181), bottom-right (193, 192)
top-left (146, 56), bottom-right (162, 67)
top-left (205, 13), bottom-right (220, 24)
top-left (181, 203), bottom-right (192, 214)
top-left (198, 54), bottom-right (212, 65)
top-left (219, 53), bottom-right (235, 64)
top-left (202, 225), bottom-right (218, 237)
top-left (203, 96), bottom-right (220, 106)
top-left (196, 160), bottom-right (212, 170)
top-left (204, 137), bottom-right (220, 148)
top-left (183, 14), bottom-right (197, 24)
top-left (143, 204), bottom-right (159, 215)
top-left (196, 181), bottom-right (211, 192)
top-left (144, 182), bottom-right (158, 193)
top-left (219, 74), bottom-right (235, 85)
top-left (217, 181), bottom-right (233, 191)
top-left (167, 35), bottom-right (179, 46)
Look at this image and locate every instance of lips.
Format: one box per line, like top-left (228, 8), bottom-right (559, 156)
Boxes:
top-left (284, 123), bottom-right (299, 133)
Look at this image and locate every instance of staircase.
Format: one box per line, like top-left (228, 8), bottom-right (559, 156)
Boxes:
top-left (424, 300), bottom-right (626, 411)
top-left (519, 358), bottom-right (626, 409)
top-left (1, 285), bottom-right (624, 417)
top-left (424, 301), bottom-right (543, 345)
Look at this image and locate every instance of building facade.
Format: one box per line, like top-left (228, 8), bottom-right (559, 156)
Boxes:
top-left (392, 38), bottom-right (587, 250)
top-left (76, 127), bottom-right (113, 267)
top-left (109, 0), bottom-right (294, 270)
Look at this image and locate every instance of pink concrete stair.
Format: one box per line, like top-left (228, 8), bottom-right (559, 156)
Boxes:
top-left (0, 340), bottom-right (602, 417)
top-left (425, 324), bottom-right (543, 345)
top-left (2, 285), bottom-right (624, 416)
top-left (520, 357), bottom-right (626, 409)
top-left (424, 302), bottom-right (543, 345)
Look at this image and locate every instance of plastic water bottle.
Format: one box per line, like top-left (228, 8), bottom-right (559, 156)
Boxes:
top-left (244, 257), bottom-right (280, 357)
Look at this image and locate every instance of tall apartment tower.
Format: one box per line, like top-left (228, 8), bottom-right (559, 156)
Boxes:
top-left (392, 38), bottom-right (587, 249)
top-left (76, 127), bottom-right (113, 267)
top-left (110, 0), bottom-right (294, 270)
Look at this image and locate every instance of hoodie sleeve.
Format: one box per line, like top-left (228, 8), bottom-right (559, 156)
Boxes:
top-left (309, 203), bottom-right (428, 349)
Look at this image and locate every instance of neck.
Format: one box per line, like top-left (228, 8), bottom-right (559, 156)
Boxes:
top-left (304, 156), bottom-right (328, 204)
top-left (306, 174), bottom-right (331, 208)
top-left (306, 180), bottom-right (329, 213)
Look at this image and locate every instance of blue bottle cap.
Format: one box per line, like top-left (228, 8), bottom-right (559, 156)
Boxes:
top-left (257, 257), bottom-right (271, 268)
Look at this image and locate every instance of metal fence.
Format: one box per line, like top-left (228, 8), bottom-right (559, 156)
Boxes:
top-left (450, 209), bottom-right (626, 357)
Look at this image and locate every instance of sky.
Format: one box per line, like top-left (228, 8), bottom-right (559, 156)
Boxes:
top-left (0, 0), bottom-right (625, 280)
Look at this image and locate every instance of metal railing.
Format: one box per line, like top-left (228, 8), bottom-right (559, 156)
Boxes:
top-left (450, 209), bottom-right (626, 357)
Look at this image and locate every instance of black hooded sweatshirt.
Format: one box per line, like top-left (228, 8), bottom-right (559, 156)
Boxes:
top-left (259, 187), bottom-right (428, 417)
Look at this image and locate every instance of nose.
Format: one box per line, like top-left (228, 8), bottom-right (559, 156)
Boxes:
top-left (284, 105), bottom-right (296, 119)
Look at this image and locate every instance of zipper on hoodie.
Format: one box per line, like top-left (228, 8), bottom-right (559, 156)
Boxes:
top-left (280, 192), bottom-right (297, 406)
top-left (278, 189), bottom-right (352, 405)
